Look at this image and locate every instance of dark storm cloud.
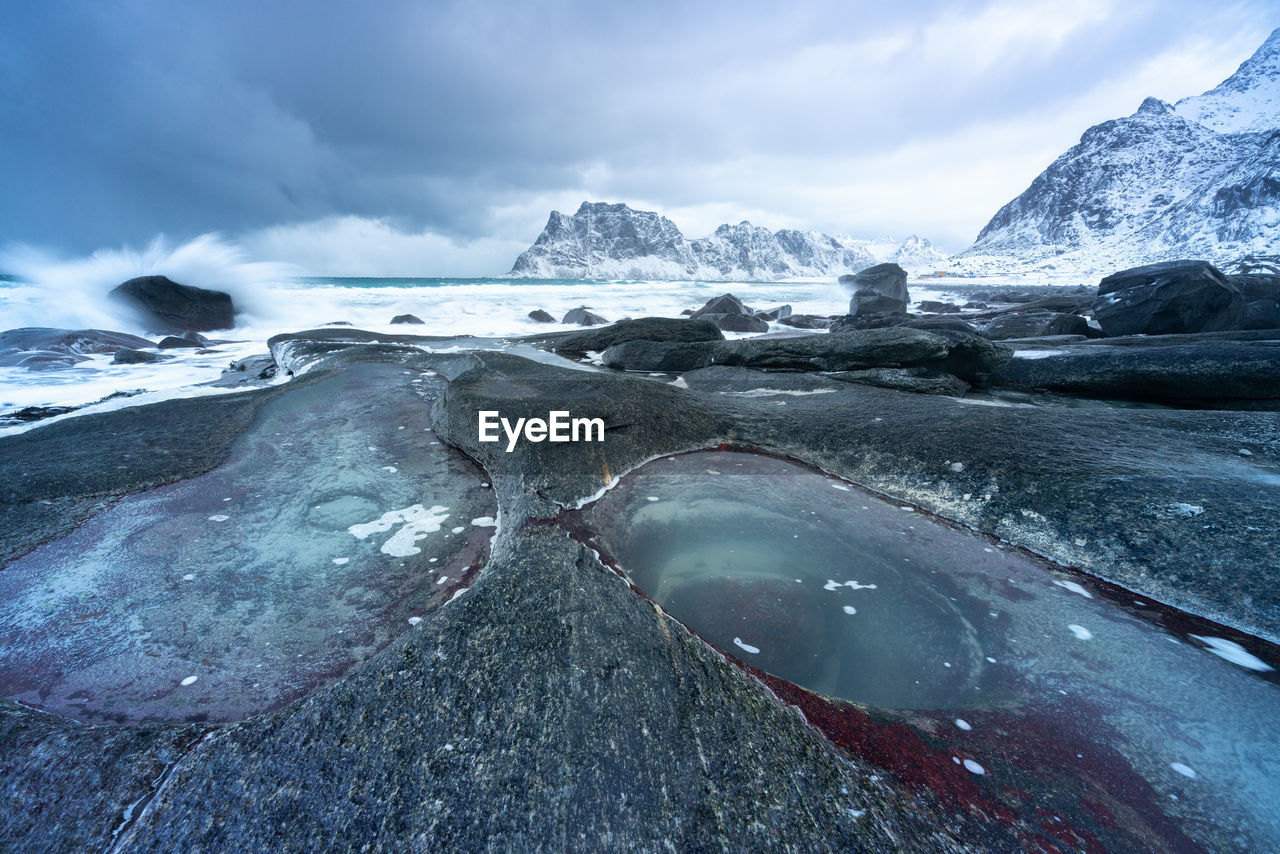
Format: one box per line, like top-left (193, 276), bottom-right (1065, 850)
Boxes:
top-left (0, 0), bottom-right (1274, 258)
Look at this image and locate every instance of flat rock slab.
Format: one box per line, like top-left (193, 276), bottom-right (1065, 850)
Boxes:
top-left (1, 362), bottom-right (493, 724)
top-left (994, 337), bottom-right (1280, 402)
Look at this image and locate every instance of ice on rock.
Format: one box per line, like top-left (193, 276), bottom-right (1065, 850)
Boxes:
top-left (843, 606), bottom-right (857, 615)
top-left (963, 759), bottom-right (986, 775)
top-left (1052, 580), bottom-right (1093, 599)
top-left (208, 515), bottom-right (230, 522)
top-left (733, 637), bottom-right (761, 655)
top-left (1068, 624), bottom-right (1093, 640)
top-left (955, 718), bottom-right (972, 731)
top-left (1190, 635), bottom-right (1273, 672)
top-left (180, 675), bottom-right (198, 686)
top-left (470, 516), bottom-right (497, 527)
top-left (1170, 762), bottom-right (1198, 779)
top-left (348, 504), bottom-right (450, 558)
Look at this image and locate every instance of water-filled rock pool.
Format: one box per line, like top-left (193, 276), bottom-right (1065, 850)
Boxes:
top-left (580, 450), bottom-right (1280, 849)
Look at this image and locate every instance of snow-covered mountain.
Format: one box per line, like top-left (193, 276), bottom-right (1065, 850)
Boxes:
top-left (951, 29), bottom-right (1280, 276)
top-left (507, 202), bottom-right (946, 280)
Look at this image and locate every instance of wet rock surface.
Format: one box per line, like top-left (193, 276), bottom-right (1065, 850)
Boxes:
top-left (0, 362), bottom-right (495, 724)
top-left (600, 327), bottom-right (1010, 382)
top-left (993, 333), bottom-right (1280, 403)
top-left (3, 329), bottom-right (1279, 852)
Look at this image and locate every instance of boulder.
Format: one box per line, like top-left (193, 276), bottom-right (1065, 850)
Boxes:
top-left (901, 317), bottom-right (981, 335)
top-left (108, 275), bottom-right (236, 333)
top-left (550, 317), bottom-right (723, 358)
top-left (0, 328), bottom-right (157, 370)
top-left (707, 314), bottom-right (770, 333)
top-left (992, 338), bottom-right (1280, 401)
top-left (649, 328), bottom-right (1008, 382)
top-left (917, 300), bottom-right (960, 314)
top-left (777, 314), bottom-right (831, 330)
top-left (112, 348), bottom-right (173, 365)
top-left (390, 314), bottom-right (425, 325)
top-left (0, 349), bottom-right (86, 370)
top-left (601, 340), bottom-right (719, 372)
top-left (690, 294), bottom-right (752, 319)
top-left (1230, 274), bottom-right (1280, 330)
top-left (1092, 261), bottom-right (1244, 336)
top-left (563, 307), bottom-right (609, 326)
top-left (754, 305), bottom-right (792, 321)
top-left (828, 313), bottom-right (908, 333)
top-left (0, 327), bottom-right (155, 355)
top-left (527, 310), bottom-right (556, 323)
top-left (826, 367), bottom-right (969, 396)
top-left (840, 263), bottom-right (909, 316)
top-left (982, 311), bottom-right (1091, 340)
top-left (158, 336), bottom-right (202, 349)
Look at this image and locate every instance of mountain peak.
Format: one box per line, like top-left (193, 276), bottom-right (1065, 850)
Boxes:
top-left (1135, 96), bottom-right (1173, 117)
top-left (1174, 28), bottom-right (1280, 133)
top-left (506, 202), bottom-right (941, 279)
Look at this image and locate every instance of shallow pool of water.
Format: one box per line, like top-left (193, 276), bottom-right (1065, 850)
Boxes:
top-left (581, 450), bottom-right (1280, 849)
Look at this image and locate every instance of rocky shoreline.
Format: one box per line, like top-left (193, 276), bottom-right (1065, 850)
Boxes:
top-left (2, 261), bottom-right (1280, 851)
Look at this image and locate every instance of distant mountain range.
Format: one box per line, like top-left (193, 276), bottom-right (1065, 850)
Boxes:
top-left (506, 202), bottom-right (946, 280)
top-left (951, 28), bottom-right (1280, 276)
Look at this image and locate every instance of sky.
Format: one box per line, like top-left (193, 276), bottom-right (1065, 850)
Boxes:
top-left (0, 0), bottom-right (1276, 276)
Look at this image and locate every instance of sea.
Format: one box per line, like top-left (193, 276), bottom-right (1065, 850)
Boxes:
top-left (0, 270), bottom-right (976, 436)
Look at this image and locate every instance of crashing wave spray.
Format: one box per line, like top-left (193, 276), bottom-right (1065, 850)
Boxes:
top-left (0, 234), bottom-right (298, 334)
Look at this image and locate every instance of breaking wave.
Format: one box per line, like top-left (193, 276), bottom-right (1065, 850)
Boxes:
top-left (0, 234), bottom-right (298, 334)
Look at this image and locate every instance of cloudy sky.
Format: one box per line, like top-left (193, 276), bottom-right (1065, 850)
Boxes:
top-left (1, 0), bottom-right (1275, 275)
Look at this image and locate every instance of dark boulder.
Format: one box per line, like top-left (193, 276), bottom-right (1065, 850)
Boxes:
top-left (601, 340), bottom-right (719, 372)
top-left (901, 317), bottom-right (981, 335)
top-left (827, 367), bottom-right (969, 396)
top-left (550, 317), bottom-right (723, 358)
top-left (1092, 261), bottom-right (1244, 336)
top-left (1230, 274), bottom-right (1280, 330)
top-left (917, 300), bottom-right (960, 314)
top-left (690, 294), bottom-right (752, 318)
top-left (158, 336), bottom-right (203, 349)
top-left (992, 338), bottom-right (1280, 401)
top-left (108, 275), bottom-right (236, 333)
top-left (112, 348), bottom-right (173, 365)
top-left (918, 330), bottom-right (1013, 382)
top-left (982, 311), bottom-right (1091, 340)
top-left (325, 321), bottom-right (354, 326)
top-left (528, 310), bottom-right (556, 323)
top-left (755, 305), bottom-right (792, 321)
top-left (840, 263), bottom-right (909, 316)
top-left (778, 314), bottom-right (831, 330)
top-left (390, 314), bottom-right (425, 325)
top-left (828, 313), bottom-right (908, 333)
top-left (0, 327), bottom-right (155, 355)
top-left (563, 307), bottom-right (609, 326)
top-left (717, 328), bottom-right (950, 372)
top-left (709, 314), bottom-right (770, 333)
top-left (0, 328), bottom-right (156, 370)
top-left (600, 328), bottom-right (1011, 382)
top-left (0, 349), bottom-right (86, 370)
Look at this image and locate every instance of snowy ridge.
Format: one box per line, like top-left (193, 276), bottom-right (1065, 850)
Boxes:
top-left (508, 202), bottom-right (947, 280)
top-left (951, 29), bottom-right (1280, 277)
